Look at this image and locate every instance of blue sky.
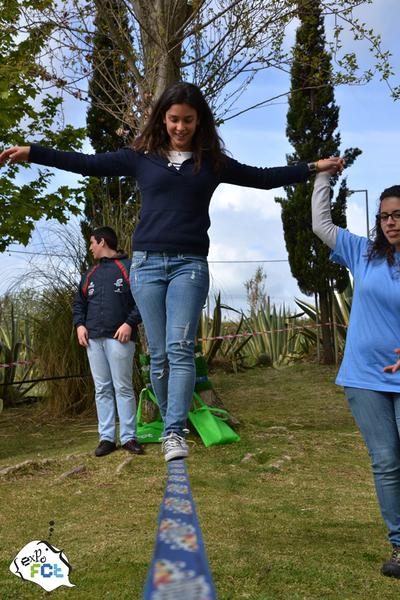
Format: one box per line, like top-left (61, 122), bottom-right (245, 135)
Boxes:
top-left (1, 1), bottom-right (400, 312)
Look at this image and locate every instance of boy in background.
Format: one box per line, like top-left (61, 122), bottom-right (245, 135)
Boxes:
top-left (73, 226), bottom-right (143, 457)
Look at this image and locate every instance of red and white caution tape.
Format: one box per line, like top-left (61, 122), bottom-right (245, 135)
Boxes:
top-left (198, 321), bottom-right (347, 342)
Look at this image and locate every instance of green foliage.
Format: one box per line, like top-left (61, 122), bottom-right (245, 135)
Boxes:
top-left (243, 297), bottom-right (308, 368)
top-left (295, 279), bottom-right (353, 356)
top-left (0, 296), bottom-right (37, 407)
top-left (0, 1), bottom-right (86, 251)
top-left (33, 282), bottom-right (94, 416)
top-left (0, 0), bottom-right (52, 131)
top-left (199, 294), bottom-right (252, 371)
top-left (19, 226), bottom-right (94, 416)
top-left (200, 293), bottom-right (312, 370)
top-left (332, 278), bottom-right (353, 346)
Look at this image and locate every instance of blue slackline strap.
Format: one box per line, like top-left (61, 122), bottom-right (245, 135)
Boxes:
top-left (143, 459), bottom-right (217, 599)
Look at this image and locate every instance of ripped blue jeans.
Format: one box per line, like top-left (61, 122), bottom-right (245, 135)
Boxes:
top-left (130, 252), bottom-right (209, 436)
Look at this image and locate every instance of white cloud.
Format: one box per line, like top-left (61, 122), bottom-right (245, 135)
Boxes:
top-left (211, 184), bottom-right (282, 220)
top-left (207, 184), bottom-right (311, 312)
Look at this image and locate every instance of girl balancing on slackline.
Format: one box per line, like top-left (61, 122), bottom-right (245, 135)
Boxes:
top-left (0, 81), bottom-right (342, 462)
top-left (312, 170), bottom-right (400, 579)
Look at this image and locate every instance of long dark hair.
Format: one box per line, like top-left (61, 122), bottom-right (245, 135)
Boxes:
top-left (133, 82), bottom-right (226, 171)
top-left (367, 185), bottom-right (400, 265)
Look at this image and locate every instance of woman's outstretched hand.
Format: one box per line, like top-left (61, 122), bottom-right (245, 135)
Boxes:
top-left (316, 157), bottom-right (345, 175)
top-left (0, 146), bottom-right (30, 166)
top-left (383, 349), bottom-right (400, 374)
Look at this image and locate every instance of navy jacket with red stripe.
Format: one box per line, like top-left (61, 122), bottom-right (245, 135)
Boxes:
top-left (73, 254), bottom-right (141, 340)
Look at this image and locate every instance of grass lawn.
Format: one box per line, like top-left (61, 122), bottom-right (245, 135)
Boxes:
top-left (1, 363), bottom-right (400, 599)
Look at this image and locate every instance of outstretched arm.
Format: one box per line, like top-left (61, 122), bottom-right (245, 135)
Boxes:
top-left (221, 156), bottom-right (343, 190)
top-left (0, 144), bottom-right (137, 177)
top-left (311, 171), bottom-right (339, 249)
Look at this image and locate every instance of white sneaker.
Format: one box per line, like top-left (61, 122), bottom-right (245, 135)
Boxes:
top-left (162, 432), bottom-right (189, 462)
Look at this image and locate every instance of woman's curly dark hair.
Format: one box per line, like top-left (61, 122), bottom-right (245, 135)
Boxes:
top-left (367, 185), bottom-right (400, 265)
top-left (133, 82), bottom-right (226, 172)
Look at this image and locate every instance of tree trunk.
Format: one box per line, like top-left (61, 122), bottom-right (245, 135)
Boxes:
top-left (131, 0), bottom-right (202, 111)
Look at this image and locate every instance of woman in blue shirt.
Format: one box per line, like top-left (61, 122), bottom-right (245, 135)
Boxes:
top-left (312, 172), bottom-right (400, 579)
top-left (0, 82), bottom-right (342, 462)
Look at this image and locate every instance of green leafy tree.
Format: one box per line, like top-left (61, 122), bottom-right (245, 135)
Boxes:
top-left (276, 0), bottom-right (361, 364)
top-left (0, 0), bottom-right (85, 251)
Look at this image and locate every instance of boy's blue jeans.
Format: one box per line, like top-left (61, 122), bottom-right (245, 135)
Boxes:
top-left (345, 387), bottom-right (400, 546)
top-left (86, 338), bottom-right (136, 445)
top-left (131, 252), bottom-right (209, 436)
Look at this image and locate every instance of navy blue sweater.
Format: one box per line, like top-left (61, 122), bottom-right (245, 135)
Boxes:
top-left (73, 255), bottom-right (141, 340)
top-left (30, 145), bottom-right (310, 256)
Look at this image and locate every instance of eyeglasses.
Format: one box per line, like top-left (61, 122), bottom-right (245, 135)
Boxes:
top-left (378, 211), bottom-right (400, 222)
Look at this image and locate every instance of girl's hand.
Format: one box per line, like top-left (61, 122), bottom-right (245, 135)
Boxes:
top-left (0, 146), bottom-right (31, 166)
top-left (316, 157), bottom-right (345, 175)
top-left (383, 348), bottom-right (400, 373)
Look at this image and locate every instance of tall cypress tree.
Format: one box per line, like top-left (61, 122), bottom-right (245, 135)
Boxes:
top-left (81, 0), bottom-right (138, 260)
top-left (276, 0), bottom-right (361, 364)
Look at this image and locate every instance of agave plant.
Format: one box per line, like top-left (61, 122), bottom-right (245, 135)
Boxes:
top-left (243, 297), bottom-right (307, 368)
top-left (332, 280), bottom-right (353, 348)
top-left (295, 280), bottom-right (353, 356)
top-left (0, 298), bottom-right (37, 408)
top-left (199, 294), bottom-right (311, 369)
top-left (199, 293), bottom-right (252, 370)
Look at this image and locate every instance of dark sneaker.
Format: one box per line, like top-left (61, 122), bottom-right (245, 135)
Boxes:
top-left (121, 439), bottom-right (144, 455)
top-left (161, 432), bottom-right (189, 462)
top-left (95, 440), bottom-right (116, 457)
top-left (382, 546), bottom-right (400, 578)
